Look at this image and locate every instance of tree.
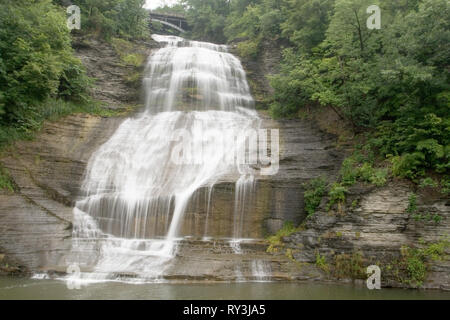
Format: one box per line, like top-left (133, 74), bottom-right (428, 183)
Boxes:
top-left (183, 0), bottom-right (231, 43)
top-left (0, 0), bottom-right (89, 125)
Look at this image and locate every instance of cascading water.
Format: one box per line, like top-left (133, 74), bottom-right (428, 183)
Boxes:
top-left (68, 35), bottom-right (266, 283)
top-left (251, 260), bottom-right (272, 282)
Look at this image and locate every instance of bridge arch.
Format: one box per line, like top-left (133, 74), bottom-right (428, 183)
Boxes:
top-left (149, 12), bottom-right (189, 34)
top-left (151, 19), bottom-right (186, 33)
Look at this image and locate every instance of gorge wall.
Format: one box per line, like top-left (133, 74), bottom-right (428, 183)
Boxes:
top-left (236, 39), bottom-right (450, 290)
top-left (0, 35), bottom-right (448, 290)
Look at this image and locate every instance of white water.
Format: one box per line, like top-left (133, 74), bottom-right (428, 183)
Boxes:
top-left (69, 35), bottom-right (262, 282)
top-left (251, 260), bottom-right (272, 282)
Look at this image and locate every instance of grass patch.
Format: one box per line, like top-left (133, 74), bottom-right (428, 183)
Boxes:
top-left (110, 37), bottom-right (146, 67)
top-left (393, 239), bottom-right (450, 287)
top-left (0, 164), bottom-right (15, 192)
top-left (340, 152), bottom-right (389, 188)
top-left (0, 98), bottom-right (127, 151)
top-left (333, 251), bottom-right (366, 280)
top-left (326, 182), bottom-right (347, 211)
top-left (406, 193), bottom-right (418, 214)
top-left (266, 221), bottom-right (302, 253)
top-left (315, 252), bottom-right (330, 273)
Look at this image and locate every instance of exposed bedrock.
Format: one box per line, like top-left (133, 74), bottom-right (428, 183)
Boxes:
top-left (0, 109), bottom-right (343, 274)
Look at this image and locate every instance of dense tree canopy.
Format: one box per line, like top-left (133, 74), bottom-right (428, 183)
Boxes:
top-left (0, 0), bottom-right (448, 182)
top-left (177, 0), bottom-right (449, 180)
top-left (0, 0), bottom-right (149, 146)
top-left (69, 0), bottom-right (148, 40)
top-left (182, 0), bottom-right (231, 43)
top-left (0, 0), bottom-right (89, 126)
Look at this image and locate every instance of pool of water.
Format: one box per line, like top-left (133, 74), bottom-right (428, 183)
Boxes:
top-left (0, 277), bottom-right (449, 300)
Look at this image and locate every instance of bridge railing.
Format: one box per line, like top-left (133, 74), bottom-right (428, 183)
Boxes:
top-left (149, 11), bottom-right (187, 20)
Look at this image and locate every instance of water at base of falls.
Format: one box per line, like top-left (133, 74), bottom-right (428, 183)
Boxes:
top-left (66, 35), bottom-right (270, 284)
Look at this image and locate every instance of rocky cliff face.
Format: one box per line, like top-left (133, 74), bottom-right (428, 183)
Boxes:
top-left (1, 35), bottom-right (447, 290)
top-left (283, 182), bottom-right (449, 289)
top-left (0, 114), bottom-right (124, 273)
top-left (0, 35), bottom-right (344, 278)
top-left (236, 40), bottom-right (450, 290)
top-left (0, 112), bottom-right (344, 275)
top-left (0, 35), bottom-right (146, 274)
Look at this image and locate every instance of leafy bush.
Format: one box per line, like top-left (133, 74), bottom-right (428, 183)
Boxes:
top-left (303, 177), bottom-right (327, 215)
top-left (419, 177), bottom-right (438, 188)
top-left (0, 0), bottom-right (90, 129)
top-left (370, 169), bottom-right (388, 187)
top-left (315, 252), bottom-right (329, 273)
top-left (70, 0), bottom-right (148, 40)
top-left (441, 177), bottom-right (450, 195)
top-left (266, 221), bottom-right (299, 253)
top-left (333, 251), bottom-right (366, 280)
top-left (396, 239), bottom-right (449, 287)
top-left (0, 165), bottom-right (15, 192)
top-left (406, 193), bottom-right (418, 214)
top-left (327, 183), bottom-right (347, 211)
top-left (340, 157), bottom-right (359, 186)
top-left (236, 39), bottom-right (260, 60)
top-left (403, 248), bottom-right (427, 287)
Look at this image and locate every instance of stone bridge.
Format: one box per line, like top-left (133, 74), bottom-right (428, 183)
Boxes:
top-left (149, 12), bottom-right (189, 33)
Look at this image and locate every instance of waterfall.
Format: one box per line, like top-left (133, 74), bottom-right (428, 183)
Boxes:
top-left (68, 35), bottom-right (262, 282)
top-left (251, 260), bottom-right (272, 282)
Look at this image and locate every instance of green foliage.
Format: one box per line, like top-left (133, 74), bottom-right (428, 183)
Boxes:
top-left (184, 0), bottom-right (449, 180)
top-left (266, 221), bottom-right (300, 252)
top-left (423, 240), bottom-right (448, 261)
top-left (0, 165), bottom-right (15, 192)
top-left (0, 99), bottom-right (124, 151)
top-left (441, 177), bottom-right (450, 195)
top-left (412, 212), bottom-right (443, 224)
top-left (224, 0), bottom-right (283, 43)
top-left (402, 248), bottom-right (427, 287)
top-left (70, 0), bottom-right (148, 40)
top-left (183, 0), bottom-right (230, 43)
top-left (419, 177), bottom-right (438, 189)
top-left (0, 0), bottom-right (91, 130)
top-left (369, 168), bottom-right (388, 187)
top-left (315, 252), bottom-right (329, 273)
top-left (280, 0), bottom-right (333, 53)
top-left (326, 182), bottom-right (347, 211)
top-left (406, 193), bottom-right (417, 214)
top-left (236, 39), bottom-right (260, 60)
top-left (303, 176), bottom-right (327, 215)
top-left (150, 20), bottom-right (163, 33)
top-left (153, 4), bottom-right (186, 16)
top-left (110, 38), bottom-right (146, 67)
top-left (397, 239), bottom-right (449, 287)
top-left (333, 251), bottom-right (366, 280)
top-left (338, 149), bottom-right (389, 188)
top-left (260, 0), bottom-right (450, 180)
top-left (340, 157), bottom-right (359, 186)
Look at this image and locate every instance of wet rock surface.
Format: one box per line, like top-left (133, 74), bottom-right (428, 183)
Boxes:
top-left (284, 182), bottom-right (450, 289)
top-left (72, 36), bottom-right (157, 109)
top-left (1, 36), bottom-right (447, 290)
top-left (0, 114), bottom-right (124, 272)
top-left (0, 109), bottom-right (343, 275)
